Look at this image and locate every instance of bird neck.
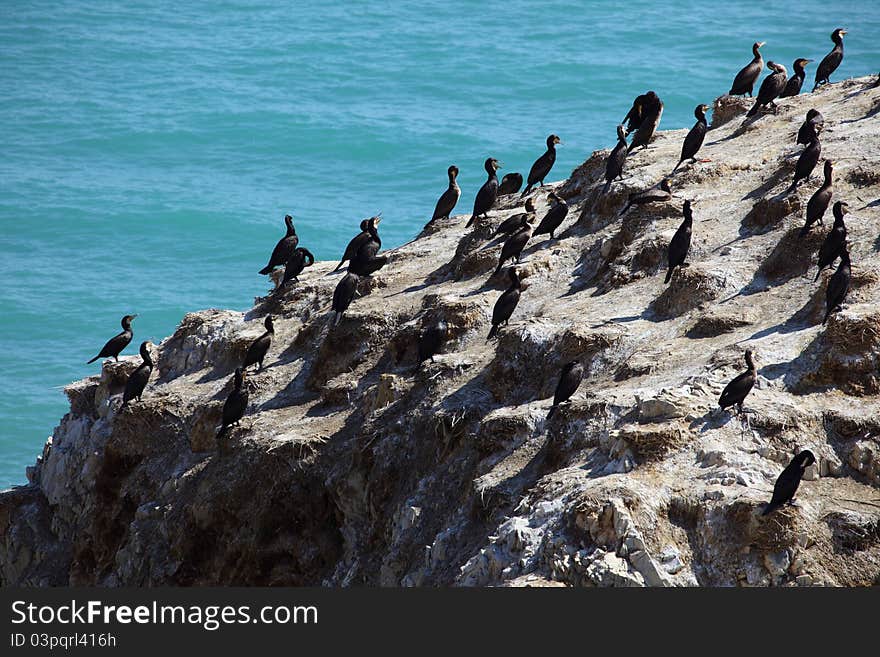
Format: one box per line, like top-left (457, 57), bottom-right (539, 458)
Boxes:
top-left (141, 350), bottom-right (153, 367)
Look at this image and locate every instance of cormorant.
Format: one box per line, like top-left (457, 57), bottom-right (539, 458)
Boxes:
top-left (814, 201), bottom-right (848, 281)
top-left (332, 271), bottom-right (360, 325)
top-left (430, 166), bottom-right (461, 223)
top-left (800, 160), bottom-right (833, 237)
top-left (602, 124), bottom-right (629, 194)
top-left (242, 315), bottom-right (274, 371)
top-left (418, 320), bottom-right (448, 364)
top-left (762, 450), bottom-right (816, 515)
top-left (349, 215), bottom-right (387, 276)
top-left (216, 367), bottom-right (248, 443)
top-left (718, 350), bottom-right (757, 415)
top-left (622, 93), bottom-right (651, 133)
top-left (495, 215), bottom-right (534, 275)
top-left (121, 341), bottom-right (153, 408)
top-left (627, 92), bottom-right (663, 151)
top-left (87, 315), bottom-right (136, 363)
top-left (259, 214), bottom-right (298, 275)
top-left (547, 361), bottom-right (584, 419)
top-left (498, 172), bottom-right (524, 196)
top-left (468, 158), bottom-right (501, 227)
top-left (780, 58), bottom-right (813, 97)
top-left (279, 247), bottom-right (316, 288)
top-left (788, 131), bottom-right (821, 193)
top-left (487, 268), bottom-right (521, 340)
top-left (333, 219), bottom-right (370, 272)
top-left (797, 109), bottom-right (824, 145)
top-left (813, 28), bottom-right (847, 91)
top-left (522, 135), bottom-right (561, 196)
top-left (729, 41), bottom-right (766, 96)
top-left (619, 178), bottom-right (672, 216)
top-left (664, 200), bottom-right (693, 284)
top-left (746, 62), bottom-right (788, 117)
top-left (673, 104), bottom-right (710, 173)
top-left (823, 245), bottom-right (851, 324)
top-left (533, 193), bottom-right (569, 240)
top-left (493, 198), bottom-right (536, 238)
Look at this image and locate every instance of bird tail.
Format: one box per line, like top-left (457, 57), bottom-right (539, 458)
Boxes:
top-left (619, 203), bottom-right (631, 217)
top-left (333, 312), bottom-right (342, 326)
top-left (216, 424), bottom-right (229, 442)
top-left (259, 265), bottom-right (273, 275)
top-left (761, 501), bottom-right (780, 516)
top-left (813, 268), bottom-right (822, 283)
top-left (494, 261), bottom-right (504, 276)
top-left (87, 355), bottom-right (100, 364)
top-left (487, 324), bottom-right (498, 341)
top-left (547, 405), bottom-right (557, 419)
top-left (332, 260), bottom-right (346, 272)
top-left (520, 185), bottom-right (532, 198)
top-left (466, 215), bottom-right (476, 228)
top-left (664, 268), bottom-right (673, 284)
top-left (746, 103), bottom-right (758, 118)
top-left (672, 160), bottom-right (682, 174)
top-left (799, 225), bottom-right (810, 238)
top-left (601, 179), bottom-right (611, 195)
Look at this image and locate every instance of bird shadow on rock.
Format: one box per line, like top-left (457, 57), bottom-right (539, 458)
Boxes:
top-left (259, 359), bottom-right (321, 412)
top-left (689, 408), bottom-right (737, 434)
top-left (742, 165), bottom-right (795, 202)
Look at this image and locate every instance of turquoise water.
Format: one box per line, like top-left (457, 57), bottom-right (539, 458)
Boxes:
top-left (1, 1), bottom-right (878, 488)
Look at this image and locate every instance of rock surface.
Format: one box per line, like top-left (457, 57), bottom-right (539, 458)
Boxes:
top-left (2, 78), bottom-right (880, 587)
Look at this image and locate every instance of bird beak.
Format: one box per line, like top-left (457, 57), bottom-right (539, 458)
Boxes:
top-left (841, 30), bottom-right (848, 35)
top-left (758, 42), bottom-right (766, 47)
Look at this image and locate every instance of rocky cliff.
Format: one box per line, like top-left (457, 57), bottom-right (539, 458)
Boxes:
top-left (3, 77), bottom-right (880, 587)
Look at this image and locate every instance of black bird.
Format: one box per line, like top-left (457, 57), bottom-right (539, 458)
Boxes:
top-left (279, 247), bottom-right (315, 288)
top-left (664, 200), bottom-right (693, 284)
top-left (430, 165), bottom-right (461, 223)
top-left (780, 58), bottom-right (813, 97)
top-left (547, 361), bottom-right (584, 419)
top-left (673, 104), bottom-right (710, 173)
top-left (788, 131), bottom-right (822, 193)
top-left (242, 315), bottom-right (274, 371)
top-left (418, 320), bottom-right (448, 364)
top-left (815, 202), bottom-right (849, 281)
top-left (718, 350), bottom-right (757, 415)
top-left (813, 28), bottom-right (847, 91)
top-left (729, 41), bottom-right (766, 96)
top-left (332, 272), bottom-right (360, 325)
top-left (627, 92), bottom-right (663, 151)
top-left (533, 193), bottom-right (569, 241)
top-left (333, 219), bottom-right (370, 272)
top-left (522, 135), bottom-right (561, 196)
top-left (216, 367), bottom-right (248, 443)
top-left (762, 450), bottom-right (816, 515)
top-left (495, 215), bottom-right (534, 275)
top-left (797, 109), bottom-right (824, 145)
top-left (492, 198), bottom-right (536, 238)
top-left (602, 124), bottom-right (629, 194)
top-left (259, 214), bottom-right (298, 275)
top-left (87, 315), bottom-right (136, 363)
top-left (619, 178), bottom-right (672, 216)
top-left (487, 268), bottom-right (522, 340)
top-left (800, 160), bottom-right (834, 237)
top-left (746, 61), bottom-right (788, 117)
top-left (121, 341), bottom-right (153, 409)
top-left (823, 245), bottom-right (851, 324)
top-left (468, 158), bottom-right (501, 227)
top-left (622, 93), bottom-right (651, 133)
top-left (349, 216), bottom-right (387, 276)
top-left (498, 172), bottom-right (524, 196)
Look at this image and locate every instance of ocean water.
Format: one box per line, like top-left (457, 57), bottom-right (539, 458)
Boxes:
top-left (1, 1), bottom-right (877, 488)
